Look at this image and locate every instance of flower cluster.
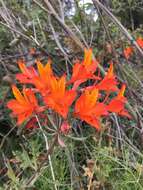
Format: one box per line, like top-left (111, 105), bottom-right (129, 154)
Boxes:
top-left (124, 37), bottom-right (143, 59)
top-left (7, 49), bottom-right (131, 131)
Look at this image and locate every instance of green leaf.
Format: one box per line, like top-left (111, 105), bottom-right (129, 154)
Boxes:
top-left (7, 162), bottom-right (17, 182)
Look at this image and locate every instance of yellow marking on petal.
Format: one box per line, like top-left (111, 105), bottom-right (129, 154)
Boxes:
top-left (84, 88), bottom-right (98, 108)
top-left (58, 76), bottom-right (66, 97)
top-left (22, 88), bottom-right (30, 104)
top-left (89, 88), bottom-right (99, 107)
top-left (36, 59), bottom-right (44, 77)
top-left (46, 59), bottom-right (52, 66)
top-left (107, 63), bottom-right (113, 77)
top-left (25, 89), bottom-right (38, 106)
top-left (118, 84), bottom-right (126, 98)
top-left (45, 60), bottom-right (52, 75)
top-left (18, 62), bottom-right (27, 74)
top-left (50, 77), bottom-right (57, 92)
top-left (84, 49), bottom-right (93, 67)
top-left (12, 85), bottom-right (26, 104)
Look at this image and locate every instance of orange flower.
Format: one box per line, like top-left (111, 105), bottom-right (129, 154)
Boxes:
top-left (136, 37), bottom-right (143, 48)
top-left (16, 59), bottom-right (53, 95)
top-left (124, 46), bottom-right (133, 59)
top-left (29, 47), bottom-right (36, 55)
top-left (16, 59), bottom-right (38, 83)
top-left (123, 37), bottom-right (143, 59)
top-left (36, 59), bottom-right (53, 77)
top-left (74, 88), bottom-right (108, 130)
top-left (69, 49), bottom-right (99, 88)
top-left (32, 59), bottom-right (53, 95)
top-left (7, 85), bottom-right (43, 125)
top-left (95, 63), bottom-right (118, 92)
top-left (107, 84), bottom-right (131, 118)
top-left (44, 75), bottom-right (76, 118)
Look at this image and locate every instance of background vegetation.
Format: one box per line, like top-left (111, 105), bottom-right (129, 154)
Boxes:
top-left (0, 0), bottom-right (143, 189)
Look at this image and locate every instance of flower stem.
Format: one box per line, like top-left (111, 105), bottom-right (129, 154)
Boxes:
top-left (36, 115), bottom-right (58, 190)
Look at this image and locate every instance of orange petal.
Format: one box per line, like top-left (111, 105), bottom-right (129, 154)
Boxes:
top-left (117, 84), bottom-right (126, 98)
top-left (29, 47), bottom-right (36, 55)
top-left (136, 37), bottom-right (143, 48)
top-left (17, 112), bottom-right (32, 125)
top-left (45, 59), bottom-right (52, 75)
top-left (124, 47), bottom-right (133, 59)
top-left (85, 116), bottom-right (101, 131)
top-left (12, 85), bottom-right (26, 104)
top-left (36, 59), bottom-right (44, 77)
top-left (85, 88), bottom-right (99, 108)
top-left (84, 49), bottom-right (92, 67)
top-left (18, 62), bottom-right (27, 74)
top-left (58, 76), bottom-right (66, 96)
top-left (24, 89), bottom-right (38, 106)
top-left (107, 63), bottom-right (113, 77)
